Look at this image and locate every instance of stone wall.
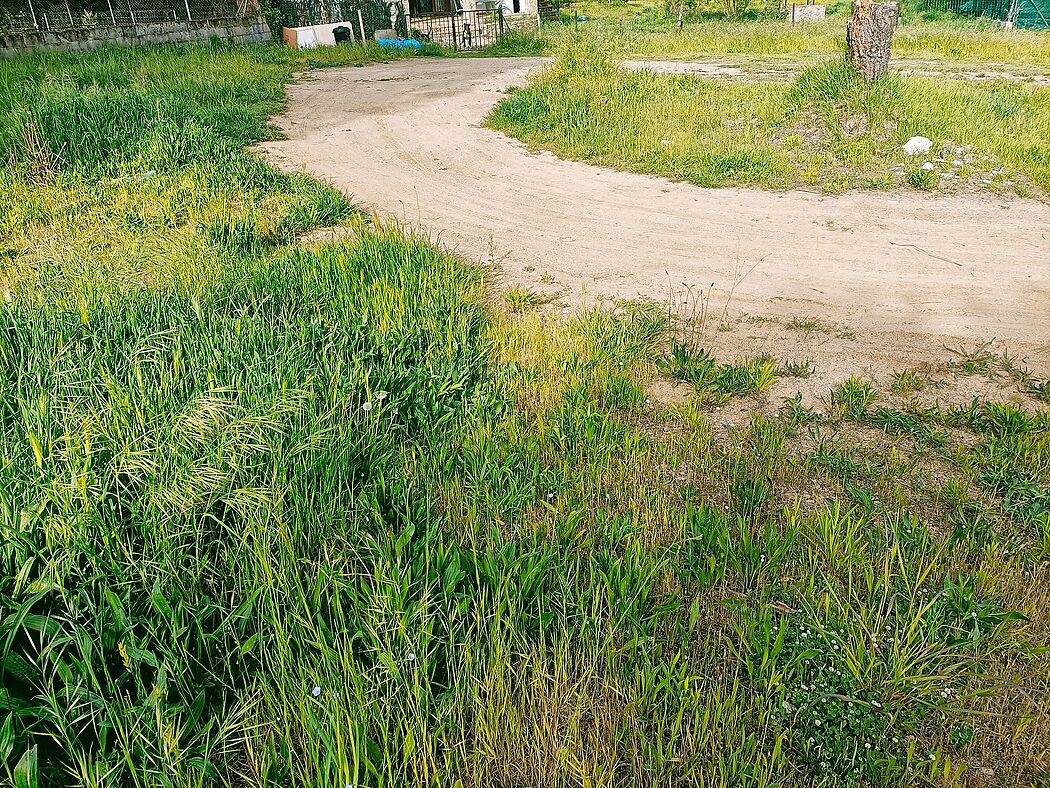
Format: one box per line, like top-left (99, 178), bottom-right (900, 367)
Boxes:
top-left (0, 15), bottom-right (271, 57)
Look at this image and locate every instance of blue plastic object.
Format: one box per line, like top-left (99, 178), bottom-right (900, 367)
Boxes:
top-left (378, 38), bottom-right (422, 49)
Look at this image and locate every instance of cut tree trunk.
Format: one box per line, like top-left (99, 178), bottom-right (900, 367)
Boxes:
top-left (846, 0), bottom-right (899, 81)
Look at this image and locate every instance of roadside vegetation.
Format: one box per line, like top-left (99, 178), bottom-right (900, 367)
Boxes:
top-left (392, 0), bottom-right (1050, 65)
top-left (1, 37), bottom-right (1049, 788)
top-left (560, 18), bottom-right (1050, 65)
top-left (553, 0), bottom-right (1050, 65)
top-left (486, 40), bottom-right (1050, 194)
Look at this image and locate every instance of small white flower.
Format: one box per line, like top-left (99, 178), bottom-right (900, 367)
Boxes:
top-left (311, 686), bottom-right (322, 698)
top-left (407, 652), bottom-right (416, 662)
top-left (815, 719), bottom-right (822, 726)
top-left (865, 742), bottom-right (871, 749)
top-left (362, 401), bottom-right (373, 412)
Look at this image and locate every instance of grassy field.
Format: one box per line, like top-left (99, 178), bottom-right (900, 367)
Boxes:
top-left (486, 41), bottom-right (1050, 194)
top-left (564, 19), bottom-right (1050, 65)
top-left (552, 2), bottom-right (1050, 65)
top-left (1, 38), bottom-right (1049, 788)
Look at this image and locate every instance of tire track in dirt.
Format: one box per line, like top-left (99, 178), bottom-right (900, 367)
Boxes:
top-left (258, 57), bottom-right (1050, 382)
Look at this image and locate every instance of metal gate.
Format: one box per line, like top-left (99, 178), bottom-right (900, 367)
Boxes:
top-left (407, 7), bottom-right (504, 50)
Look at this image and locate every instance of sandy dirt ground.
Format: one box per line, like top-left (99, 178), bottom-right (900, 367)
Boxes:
top-left (623, 57), bottom-right (1050, 84)
top-left (258, 57), bottom-right (1050, 393)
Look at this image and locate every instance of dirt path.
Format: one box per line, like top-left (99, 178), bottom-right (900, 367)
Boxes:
top-left (625, 57), bottom-right (1050, 84)
top-left (258, 57), bottom-right (1050, 383)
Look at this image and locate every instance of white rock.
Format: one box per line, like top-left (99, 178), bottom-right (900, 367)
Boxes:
top-left (903, 136), bottom-right (933, 156)
top-left (921, 162), bottom-right (936, 171)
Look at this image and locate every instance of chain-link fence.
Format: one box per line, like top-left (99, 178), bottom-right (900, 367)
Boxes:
top-left (0, 0), bottom-right (248, 32)
top-left (918, 0), bottom-right (1048, 27)
top-left (918, 0), bottom-right (1010, 18)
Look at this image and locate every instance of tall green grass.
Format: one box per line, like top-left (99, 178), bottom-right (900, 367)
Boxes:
top-left (1, 40), bottom-right (1048, 787)
top-left (550, 14), bottom-right (1050, 65)
top-left (487, 41), bottom-right (1050, 193)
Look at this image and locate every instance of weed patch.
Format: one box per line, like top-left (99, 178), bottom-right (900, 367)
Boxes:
top-left (486, 42), bottom-right (1050, 194)
top-left (0, 40), bottom-right (1048, 788)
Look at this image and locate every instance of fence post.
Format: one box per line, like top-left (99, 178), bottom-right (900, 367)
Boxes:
top-left (450, 9), bottom-right (456, 48)
top-left (106, 0), bottom-right (116, 24)
top-left (64, 0), bottom-right (74, 26)
top-left (27, 0), bottom-right (39, 28)
top-left (184, 0), bottom-right (192, 19)
top-left (357, 8), bottom-right (366, 41)
top-left (127, 0), bottom-right (136, 25)
top-left (498, 5), bottom-right (504, 36)
top-left (1006, 0), bottom-right (1020, 24)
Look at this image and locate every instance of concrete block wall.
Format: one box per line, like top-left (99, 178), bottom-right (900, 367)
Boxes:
top-left (0, 15), bottom-right (271, 57)
top-left (503, 12), bottom-right (541, 31)
top-left (786, 3), bottom-right (827, 22)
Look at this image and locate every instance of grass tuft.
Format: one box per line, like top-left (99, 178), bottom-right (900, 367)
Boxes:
top-left (486, 41), bottom-right (1050, 194)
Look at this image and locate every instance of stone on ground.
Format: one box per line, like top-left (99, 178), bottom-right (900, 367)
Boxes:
top-left (903, 136), bottom-right (933, 156)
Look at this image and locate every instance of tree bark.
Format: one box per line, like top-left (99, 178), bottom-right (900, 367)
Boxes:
top-left (846, 0), bottom-right (899, 81)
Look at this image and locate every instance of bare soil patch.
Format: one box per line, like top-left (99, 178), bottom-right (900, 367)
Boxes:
top-left (258, 57), bottom-right (1049, 380)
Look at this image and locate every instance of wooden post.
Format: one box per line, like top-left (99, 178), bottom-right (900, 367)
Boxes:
top-left (357, 7), bottom-right (366, 41)
top-left (846, 0), bottom-right (899, 81)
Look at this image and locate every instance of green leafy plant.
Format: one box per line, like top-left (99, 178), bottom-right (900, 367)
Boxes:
top-left (830, 377), bottom-right (877, 418)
